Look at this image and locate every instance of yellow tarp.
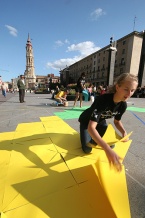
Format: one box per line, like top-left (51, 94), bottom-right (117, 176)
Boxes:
top-left (0, 116), bottom-right (131, 218)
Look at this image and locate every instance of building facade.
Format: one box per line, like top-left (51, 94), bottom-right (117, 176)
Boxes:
top-left (60, 31), bottom-right (145, 87)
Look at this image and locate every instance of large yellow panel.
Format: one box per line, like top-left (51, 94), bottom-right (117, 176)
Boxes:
top-left (0, 116), bottom-right (131, 218)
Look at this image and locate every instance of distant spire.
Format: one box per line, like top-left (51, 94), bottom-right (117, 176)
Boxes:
top-left (133, 16), bottom-right (137, 31)
top-left (27, 33), bottom-right (32, 45)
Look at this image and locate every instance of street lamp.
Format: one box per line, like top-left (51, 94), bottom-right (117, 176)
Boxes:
top-left (106, 37), bottom-right (117, 86)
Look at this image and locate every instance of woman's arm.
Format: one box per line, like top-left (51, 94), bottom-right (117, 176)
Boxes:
top-left (88, 120), bottom-right (122, 171)
top-left (114, 119), bottom-right (128, 139)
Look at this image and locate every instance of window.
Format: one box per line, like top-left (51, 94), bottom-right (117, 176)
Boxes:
top-left (123, 40), bottom-right (126, 45)
top-left (122, 49), bottom-right (125, 54)
top-left (120, 68), bottom-right (123, 73)
top-left (121, 58), bottom-right (125, 64)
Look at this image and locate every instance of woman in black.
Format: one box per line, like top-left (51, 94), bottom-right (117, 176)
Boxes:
top-left (79, 73), bottom-right (138, 171)
top-left (73, 72), bottom-right (86, 107)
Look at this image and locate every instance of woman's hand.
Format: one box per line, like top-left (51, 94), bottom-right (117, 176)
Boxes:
top-left (121, 131), bottom-right (129, 142)
top-left (105, 147), bottom-right (123, 172)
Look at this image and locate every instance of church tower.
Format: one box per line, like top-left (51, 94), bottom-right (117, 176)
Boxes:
top-left (24, 34), bottom-right (36, 89)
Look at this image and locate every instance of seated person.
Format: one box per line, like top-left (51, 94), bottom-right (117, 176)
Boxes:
top-left (54, 89), bottom-right (69, 105)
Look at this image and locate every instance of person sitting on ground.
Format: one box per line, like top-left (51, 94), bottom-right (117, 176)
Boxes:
top-left (54, 89), bottom-right (69, 106)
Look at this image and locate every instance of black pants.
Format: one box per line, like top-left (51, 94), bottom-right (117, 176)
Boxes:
top-left (19, 89), bottom-right (25, 103)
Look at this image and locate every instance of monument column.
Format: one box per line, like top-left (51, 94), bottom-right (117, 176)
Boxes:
top-left (24, 34), bottom-right (36, 89)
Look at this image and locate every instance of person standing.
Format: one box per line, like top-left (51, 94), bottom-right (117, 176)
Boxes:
top-left (78, 73), bottom-right (138, 171)
top-left (73, 72), bottom-right (86, 107)
top-left (17, 75), bottom-right (26, 103)
top-left (87, 83), bottom-right (94, 103)
top-left (1, 82), bottom-right (7, 97)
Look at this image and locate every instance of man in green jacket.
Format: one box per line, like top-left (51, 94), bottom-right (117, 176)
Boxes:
top-left (17, 75), bottom-right (26, 103)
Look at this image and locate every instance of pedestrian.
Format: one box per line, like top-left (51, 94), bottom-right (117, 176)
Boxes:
top-left (97, 85), bottom-right (106, 95)
top-left (1, 82), bottom-right (7, 97)
top-left (78, 73), bottom-right (138, 171)
top-left (87, 83), bottom-right (94, 103)
top-left (52, 85), bottom-right (60, 99)
top-left (73, 72), bottom-right (86, 108)
top-left (17, 75), bottom-right (26, 103)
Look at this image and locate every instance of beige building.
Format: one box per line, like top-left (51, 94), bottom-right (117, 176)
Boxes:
top-left (60, 31), bottom-right (145, 87)
top-left (35, 74), bottom-right (60, 88)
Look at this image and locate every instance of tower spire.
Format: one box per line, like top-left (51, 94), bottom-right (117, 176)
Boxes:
top-left (133, 16), bottom-right (137, 31)
top-left (24, 34), bottom-right (36, 89)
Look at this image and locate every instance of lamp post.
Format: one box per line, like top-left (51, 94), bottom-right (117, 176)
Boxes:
top-left (106, 37), bottom-right (117, 86)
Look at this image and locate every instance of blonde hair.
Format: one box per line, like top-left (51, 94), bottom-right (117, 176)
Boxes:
top-left (109, 73), bottom-right (138, 93)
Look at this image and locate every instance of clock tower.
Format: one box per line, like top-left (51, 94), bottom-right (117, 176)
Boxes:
top-left (24, 34), bottom-right (36, 89)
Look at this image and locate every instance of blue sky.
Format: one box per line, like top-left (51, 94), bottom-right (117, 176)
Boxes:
top-left (0, 0), bottom-right (145, 82)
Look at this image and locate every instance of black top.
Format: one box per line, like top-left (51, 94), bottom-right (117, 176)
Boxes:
top-left (77, 77), bottom-right (85, 89)
top-left (79, 93), bottom-right (127, 126)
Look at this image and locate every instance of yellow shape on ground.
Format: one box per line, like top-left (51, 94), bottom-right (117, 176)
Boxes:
top-left (0, 116), bottom-right (131, 218)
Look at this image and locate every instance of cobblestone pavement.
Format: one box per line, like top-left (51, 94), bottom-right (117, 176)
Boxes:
top-left (0, 92), bottom-right (145, 218)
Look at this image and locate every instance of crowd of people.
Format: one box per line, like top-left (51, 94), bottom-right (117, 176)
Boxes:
top-left (51, 72), bottom-right (109, 107)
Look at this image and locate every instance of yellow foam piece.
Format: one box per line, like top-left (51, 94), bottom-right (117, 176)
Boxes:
top-left (94, 161), bottom-right (131, 218)
top-left (15, 122), bottom-right (46, 132)
top-left (0, 116), bottom-right (131, 218)
top-left (102, 123), bottom-right (121, 144)
top-left (0, 132), bottom-right (15, 142)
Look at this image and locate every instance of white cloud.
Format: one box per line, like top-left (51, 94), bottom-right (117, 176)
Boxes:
top-left (47, 57), bottom-right (78, 71)
top-left (5, 25), bottom-right (18, 37)
top-left (67, 41), bottom-right (100, 56)
top-left (64, 39), bottom-right (70, 44)
top-left (46, 41), bottom-right (101, 71)
top-left (55, 39), bottom-right (70, 47)
top-left (55, 40), bottom-right (64, 47)
top-left (90, 8), bottom-right (106, 20)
